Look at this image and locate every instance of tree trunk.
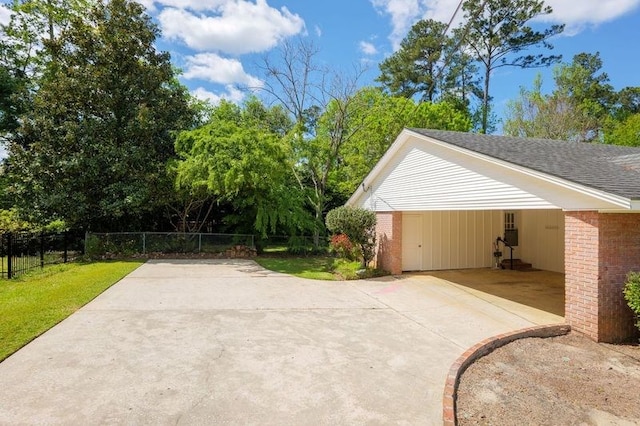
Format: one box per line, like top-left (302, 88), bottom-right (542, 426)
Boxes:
top-left (482, 64), bottom-right (491, 133)
top-left (313, 200), bottom-right (323, 248)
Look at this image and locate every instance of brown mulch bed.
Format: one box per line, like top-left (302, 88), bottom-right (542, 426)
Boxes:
top-left (456, 332), bottom-right (640, 425)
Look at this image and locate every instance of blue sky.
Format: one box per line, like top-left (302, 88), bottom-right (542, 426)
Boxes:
top-left (1, 0), bottom-right (640, 134)
top-left (137, 0), bottom-right (640, 129)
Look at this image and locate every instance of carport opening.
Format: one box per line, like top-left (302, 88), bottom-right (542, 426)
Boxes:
top-left (411, 268), bottom-right (565, 317)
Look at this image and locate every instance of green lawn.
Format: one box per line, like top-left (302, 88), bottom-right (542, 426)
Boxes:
top-left (255, 256), bottom-right (365, 280)
top-left (0, 261), bottom-right (143, 362)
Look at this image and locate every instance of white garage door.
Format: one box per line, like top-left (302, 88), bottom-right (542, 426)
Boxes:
top-left (401, 211), bottom-right (502, 271)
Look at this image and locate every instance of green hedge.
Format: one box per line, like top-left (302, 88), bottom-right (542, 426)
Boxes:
top-left (623, 271), bottom-right (640, 331)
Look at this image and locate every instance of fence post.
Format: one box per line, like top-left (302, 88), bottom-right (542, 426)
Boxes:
top-left (84, 231), bottom-right (89, 256)
top-left (198, 233), bottom-right (202, 253)
top-left (63, 231), bottom-right (68, 263)
top-left (7, 232), bottom-right (13, 279)
top-left (40, 233), bottom-right (45, 269)
top-left (142, 232), bottom-right (146, 254)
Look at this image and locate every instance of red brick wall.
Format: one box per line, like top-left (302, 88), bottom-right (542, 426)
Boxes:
top-left (598, 213), bottom-right (640, 341)
top-left (375, 212), bottom-right (402, 275)
top-left (565, 212), bottom-right (600, 339)
top-left (565, 211), bottom-right (640, 342)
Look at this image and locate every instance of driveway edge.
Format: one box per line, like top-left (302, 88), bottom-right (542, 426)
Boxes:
top-left (442, 323), bottom-right (571, 425)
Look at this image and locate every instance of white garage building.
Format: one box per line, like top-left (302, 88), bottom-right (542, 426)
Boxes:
top-left (347, 128), bottom-right (640, 342)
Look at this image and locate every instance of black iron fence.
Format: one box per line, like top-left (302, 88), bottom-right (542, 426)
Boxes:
top-left (0, 231), bottom-right (84, 279)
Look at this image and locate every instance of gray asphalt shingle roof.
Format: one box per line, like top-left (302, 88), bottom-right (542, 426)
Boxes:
top-left (410, 129), bottom-right (640, 200)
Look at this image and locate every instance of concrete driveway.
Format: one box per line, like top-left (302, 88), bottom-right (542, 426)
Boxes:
top-left (0, 260), bottom-right (562, 425)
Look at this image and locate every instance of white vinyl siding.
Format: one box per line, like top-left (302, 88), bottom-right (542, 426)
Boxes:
top-left (355, 137), bottom-right (630, 212)
top-left (402, 211), bottom-right (502, 271)
top-left (362, 144), bottom-right (557, 211)
top-left (519, 209), bottom-right (565, 273)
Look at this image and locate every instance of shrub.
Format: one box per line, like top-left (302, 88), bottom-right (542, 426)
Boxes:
top-left (287, 235), bottom-right (310, 255)
top-left (329, 233), bottom-right (357, 260)
top-left (623, 271), bottom-right (640, 331)
top-left (326, 206), bottom-right (376, 268)
top-left (84, 234), bottom-right (103, 259)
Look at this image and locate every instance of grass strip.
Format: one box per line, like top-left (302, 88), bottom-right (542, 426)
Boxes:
top-left (0, 261), bottom-right (143, 362)
top-left (254, 256), bottom-right (362, 280)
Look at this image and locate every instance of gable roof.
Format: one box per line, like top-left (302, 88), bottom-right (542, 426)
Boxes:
top-left (348, 128), bottom-right (640, 212)
top-left (410, 129), bottom-right (640, 200)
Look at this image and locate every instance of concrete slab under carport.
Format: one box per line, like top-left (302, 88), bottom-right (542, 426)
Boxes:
top-left (420, 268), bottom-right (565, 318)
top-left (0, 260), bottom-right (563, 425)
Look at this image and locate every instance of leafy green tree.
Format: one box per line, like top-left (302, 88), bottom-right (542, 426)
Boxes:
top-left (504, 53), bottom-right (623, 142)
top-left (174, 98), bottom-right (309, 237)
top-left (163, 157), bottom-right (215, 233)
top-left (503, 74), bottom-right (589, 140)
top-left (0, 0), bottom-right (91, 148)
top-left (614, 87), bottom-right (640, 121)
top-left (459, 0), bottom-right (564, 133)
top-left (553, 52), bottom-right (615, 141)
top-left (377, 19), bottom-right (448, 102)
top-left (605, 114), bottom-right (640, 147)
top-left (292, 78), bottom-right (371, 245)
top-left (0, 0), bottom-right (92, 76)
top-left (0, 65), bottom-right (26, 137)
top-left (623, 272), bottom-right (640, 332)
top-left (260, 37), bottom-right (368, 246)
top-left (0, 208), bottom-right (30, 231)
top-left (377, 19), bottom-right (482, 117)
top-left (7, 0), bottom-right (193, 230)
top-left (439, 42), bottom-right (483, 115)
top-left (326, 206), bottom-right (377, 268)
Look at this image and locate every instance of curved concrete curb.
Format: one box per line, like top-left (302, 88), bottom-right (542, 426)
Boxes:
top-left (442, 323), bottom-right (571, 425)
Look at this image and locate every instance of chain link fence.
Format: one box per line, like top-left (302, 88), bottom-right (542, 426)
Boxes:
top-left (1, 231), bottom-right (327, 277)
top-left (258, 235), bottom-right (326, 255)
top-left (85, 232), bottom-right (256, 258)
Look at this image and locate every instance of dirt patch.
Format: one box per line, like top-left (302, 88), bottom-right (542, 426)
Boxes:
top-left (456, 332), bottom-right (640, 425)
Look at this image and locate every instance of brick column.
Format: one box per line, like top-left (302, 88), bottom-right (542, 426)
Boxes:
top-left (375, 211), bottom-right (402, 275)
top-left (565, 212), bottom-right (600, 339)
top-left (565, 211), bottom-right (640, 342)
top-left (598, 213), bottom-right (640, 341)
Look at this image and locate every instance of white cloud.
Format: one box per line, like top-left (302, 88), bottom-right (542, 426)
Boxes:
top-left (183, 53), bottom-right (263, 88)
top-left (541, 0), bottom-right (640, 33)
top-left (158, 0), bottom-right (305, 54)
top-left (372, 0), bottom-right (640, 50)
top-left (148, 0), bottom-right (230, 12)
top-left (191, 85), bottom-right (246, 105)
top-left (370, 0), bottom-right (421, 50)
top-left (359, 41), bottom-right (378, 55)
top-left (135, 0), bottom-right (157, 12)
top-left (0, 5), bottom-right (13, 25)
